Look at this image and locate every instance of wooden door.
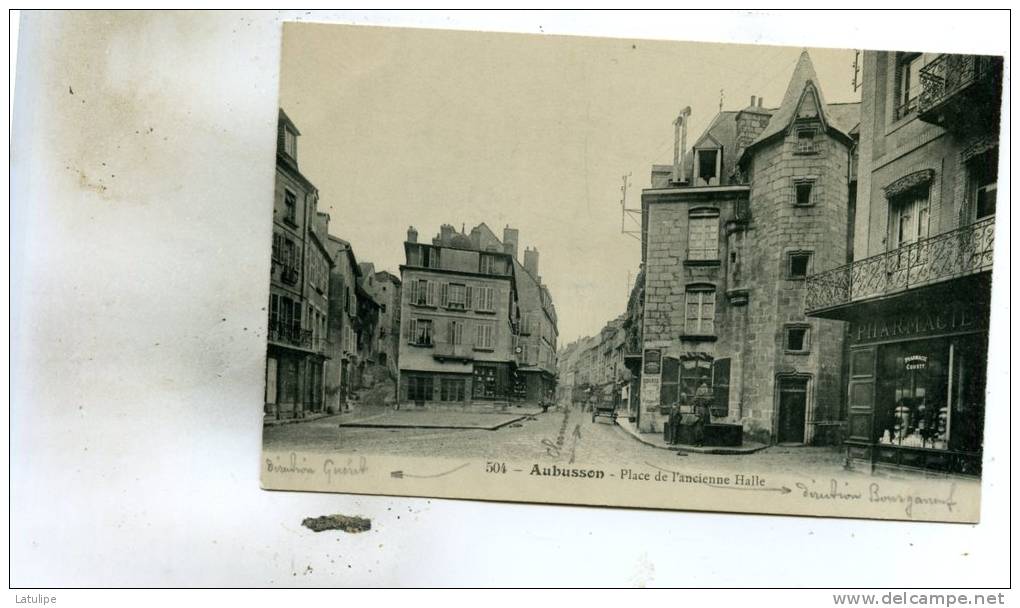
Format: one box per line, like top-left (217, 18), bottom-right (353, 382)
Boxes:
top-left (777, 377), bottom-right (808, 443)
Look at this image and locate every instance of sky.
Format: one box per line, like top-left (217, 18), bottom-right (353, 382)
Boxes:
top-left (278, 23), bottom-right (860, 346)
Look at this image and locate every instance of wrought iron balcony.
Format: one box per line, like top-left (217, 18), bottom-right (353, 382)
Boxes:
top-left (280, 266), bottom-right (299, 286)
top-left (268, 322), bottom-right (315, 350)
top-left (805, 217), bottom-right (995, 315)
top-left (918, 54), bottom-right (1002, 129)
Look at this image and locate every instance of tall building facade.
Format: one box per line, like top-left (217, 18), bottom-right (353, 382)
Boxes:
top-left (514, 244), bottom-right (559, 403)
top-left (805, 51), bottom-right (1001, 475)
top-left (265, 109), bottom-right (334, 419)
top-left (397, 224), bottom-right (521, 407)
top-left (637, 52), bottom-right (859, 444)
top-left (371, 270), bottom-right (403, 378)
top-left (325, 236), bottom-right (360, 412)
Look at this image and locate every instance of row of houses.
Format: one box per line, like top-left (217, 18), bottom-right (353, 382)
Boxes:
top-left (565, 49), bottom-right (1001, 477)
top-left (397, 223), bottom-right (559, 407)
top-left (265, 109), bottom-right (402, 419)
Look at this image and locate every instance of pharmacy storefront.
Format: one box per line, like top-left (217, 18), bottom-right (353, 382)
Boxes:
top-left (843, 288), bottom-right (988, 476)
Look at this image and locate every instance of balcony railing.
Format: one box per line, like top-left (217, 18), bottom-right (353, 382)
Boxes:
top-left (919, 54), bottom-right (999, 121)
top-left (268, 322), bottom-right (315, 350)
top-left (280, 266), bottom-right (299, 285)
top-left (805, 217), bottom-right (995, 314)
top-left (433, 343), bottom-right (473, 361)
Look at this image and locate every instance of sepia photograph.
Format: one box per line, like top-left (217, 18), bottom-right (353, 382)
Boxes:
top-left (260, 22), bottom-right (1003, 523)
top-left (9, 10), bottom-right (1011, 592)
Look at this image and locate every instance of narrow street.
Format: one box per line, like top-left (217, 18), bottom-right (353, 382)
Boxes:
top-left (264, 405), bottom-right (846, 478)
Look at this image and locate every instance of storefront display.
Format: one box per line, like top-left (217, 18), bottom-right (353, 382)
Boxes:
top-left (845, 295), bottom-right (988, 476)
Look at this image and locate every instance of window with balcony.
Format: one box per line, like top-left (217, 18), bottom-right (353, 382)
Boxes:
top-left (687, 208), bottom-right (720, 262)
top-left (894, 53), bottom-right (939, 121)
top-left (890, 186), bottom-right (930, 248)
top-left (448, 320), bottom-right (464, 346)
top-left (684, 284), bottom-right (716, 337)
top-left (969, 148), bottom-right (997, 220)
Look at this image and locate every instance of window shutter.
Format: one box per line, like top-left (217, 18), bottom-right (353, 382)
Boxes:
top-left (407, 319), bottom-right (418, 344)
top-left (426, 281), bottom-right (437, 306)
top-left (440, 282), bottom-right (449, 307)
top-left (465, 285), bottom-right (473, 309)
top-left (293, 304), bottom-right (302, 330)
top-left (269, 294), bottom-right (279, 325)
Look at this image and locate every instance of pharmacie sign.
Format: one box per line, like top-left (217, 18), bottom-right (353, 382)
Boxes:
top-left (849, 304), bottom-right (985, 345)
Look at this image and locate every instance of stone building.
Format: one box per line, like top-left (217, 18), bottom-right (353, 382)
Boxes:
top-left (637, 51), bottom-right (860, 445)
top-left (371, 270), bottom-right (403, 378)
top-left (514, 242), bottom-right (560, 404)
top-left (265, 109), bottom-right (334, 419)
top-left (397, 224), bottom-right (522, 407)
top-left (325, 236), bottom-right (361, 412)
top-left (805, 50), bottom-right (1001, 476)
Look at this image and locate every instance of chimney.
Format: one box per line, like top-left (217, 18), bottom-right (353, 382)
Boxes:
top-left (407, 226), bottom-right (418, 243)
top-left (524, 247), bottom-right (539, 277)
top-left (735, 94), bottom-right (771, 159)
top-left (439, 224), bottom-right (455, 245)
top-left (758, 96), bottom-right (764, 108)
top-left (503, 225), bottom-right (519, 259)
top-left (672, 106), bottom-right (691, 184)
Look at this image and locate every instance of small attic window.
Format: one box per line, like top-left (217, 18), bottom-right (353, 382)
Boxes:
top-left (796, 128), bottom-right (817, 155)
top-left (695, 149), bottom-right (720, 186)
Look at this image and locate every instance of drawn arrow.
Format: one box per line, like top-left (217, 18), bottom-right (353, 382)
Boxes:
top-left (390, 462), bottom-right (470, 479)
top-left (707, 483), bottom-right (792, 494)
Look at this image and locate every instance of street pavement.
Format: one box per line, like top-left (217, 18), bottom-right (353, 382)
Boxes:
top-left (262, 404), bottom-right (847, 477)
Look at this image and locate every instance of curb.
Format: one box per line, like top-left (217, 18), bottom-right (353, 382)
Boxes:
top-left (615, 421), bottom-right (768, 455)
top-left (338, 415), bottom-right (528, 432)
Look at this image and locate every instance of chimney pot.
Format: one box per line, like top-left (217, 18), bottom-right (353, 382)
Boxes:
top-left (750, 95), bottom-right (756, 107)
top-left (758, 97), bottom-right (763, 108)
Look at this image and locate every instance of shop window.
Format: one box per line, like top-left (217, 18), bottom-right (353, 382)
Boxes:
top-left (684, 284), bottom-right (716, 336)
top-left (407, 376), bottom-right (433, 402)
top-left (875, 339), bottom-right (948, 449)
top-left (687, 208), bottom-right (720, 261)
top-left (785, 325), bottom-right (810, 353)
top-left (440, 378), bottom-right (466, 402)
top-left (787, 251), bottom-right (812, 279)
top-left (969, 148), bottom-right (998, 220)
top-left (793, 178), bottom-right (815, 206)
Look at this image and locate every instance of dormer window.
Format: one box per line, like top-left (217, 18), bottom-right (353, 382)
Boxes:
top-left (694, 148), bottom-right (721, 186)
top-left (282, 126), bottom-right (297, 160)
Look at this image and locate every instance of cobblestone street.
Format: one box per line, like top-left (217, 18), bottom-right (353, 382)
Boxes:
top-left (263, 404), bottom-right (847, 478)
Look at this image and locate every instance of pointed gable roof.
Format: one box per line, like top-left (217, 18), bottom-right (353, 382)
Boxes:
top-left (743, 50), bottom-right (854, 157)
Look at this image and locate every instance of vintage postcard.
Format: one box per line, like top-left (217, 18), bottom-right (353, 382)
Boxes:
top-left (260, 22), bottom-right (1003, 523)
